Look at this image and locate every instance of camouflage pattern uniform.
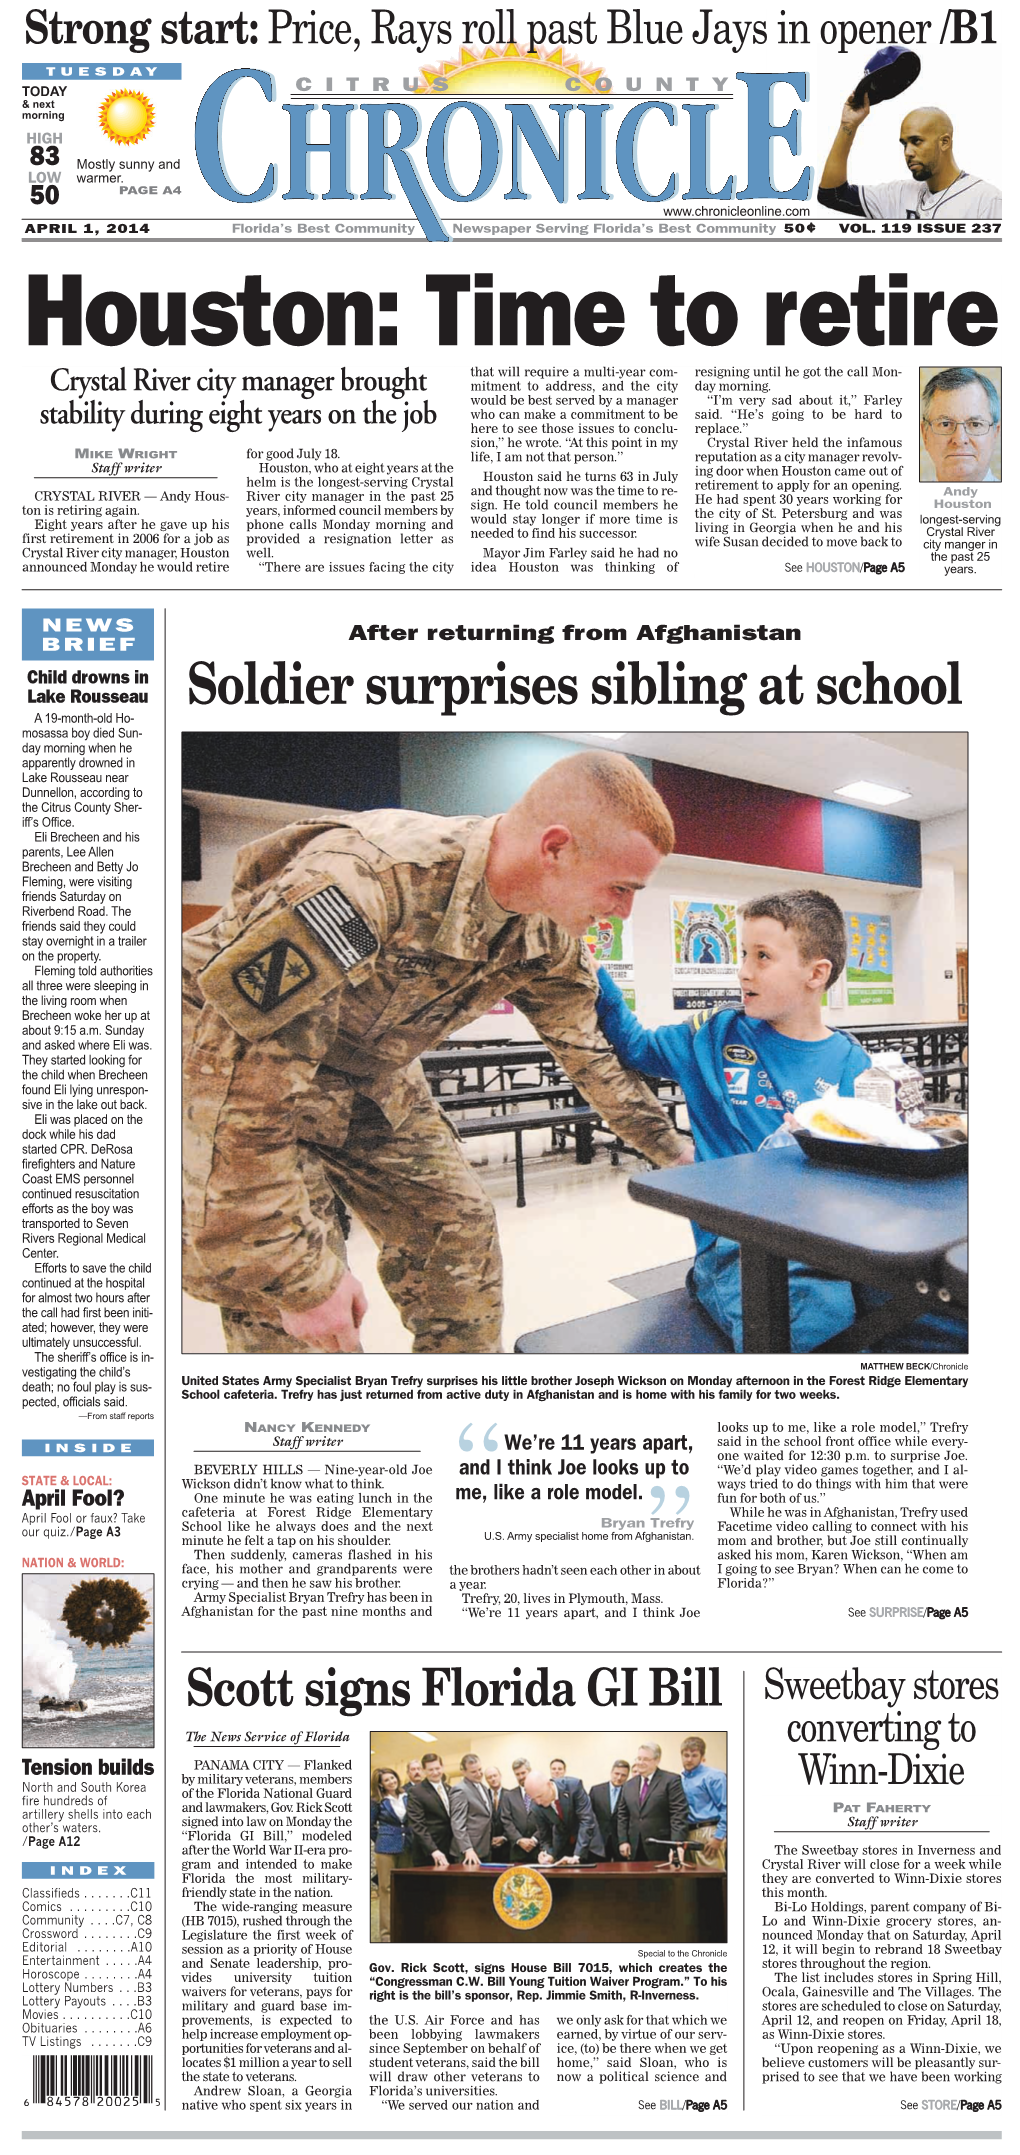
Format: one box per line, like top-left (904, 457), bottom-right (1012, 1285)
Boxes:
top-left (183, 810), bottom-right (685, 1352)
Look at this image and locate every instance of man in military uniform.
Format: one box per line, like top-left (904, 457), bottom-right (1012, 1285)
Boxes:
top-left (183, 751), bottom-right (687, 1353)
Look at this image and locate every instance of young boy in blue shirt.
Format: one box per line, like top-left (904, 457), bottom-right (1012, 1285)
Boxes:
top-left (596, 889), bottom-right (871, 1351)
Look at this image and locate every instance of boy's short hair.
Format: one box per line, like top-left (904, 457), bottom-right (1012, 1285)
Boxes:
top-left (740, 890), bottom-right (848, 987)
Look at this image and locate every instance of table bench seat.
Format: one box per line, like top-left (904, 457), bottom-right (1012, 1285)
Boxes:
top-left (516, 1284), bottom-right (730, 1354)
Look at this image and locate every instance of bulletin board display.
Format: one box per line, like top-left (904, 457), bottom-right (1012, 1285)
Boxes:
top-left (844, 911), bottom-right (894, 1007)
top-left (671, 898), bottom-right (740, 1014)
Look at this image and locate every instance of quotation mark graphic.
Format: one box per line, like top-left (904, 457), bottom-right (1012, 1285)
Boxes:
top-left (649, 1483), bottom-right (690, 1516)
top-left (459, 1423), bottom-right (499, 1452)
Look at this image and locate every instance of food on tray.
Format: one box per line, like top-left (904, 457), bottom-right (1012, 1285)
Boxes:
top-left (810, 1111), bottom-right (870, 1142)
top-left (914, 1111), bottom-right (967, 1148)
top-left (791, 1095), bottom-right (939, 1151)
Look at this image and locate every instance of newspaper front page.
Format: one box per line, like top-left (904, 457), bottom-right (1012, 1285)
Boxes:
top-left (16, 2), bottom-right (1002, 2148)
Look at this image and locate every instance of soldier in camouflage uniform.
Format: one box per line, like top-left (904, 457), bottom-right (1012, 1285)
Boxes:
top-left (183, 752), bottom-right (687, 1353)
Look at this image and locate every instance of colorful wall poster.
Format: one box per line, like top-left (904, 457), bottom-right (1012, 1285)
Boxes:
top-left (671, 897), bottom-right (740, 1013)
top-left (844, 911), bottom-right (894, 1007)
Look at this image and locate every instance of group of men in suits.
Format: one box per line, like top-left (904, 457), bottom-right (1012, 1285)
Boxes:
top-left (399, 1740), bottom-right (725, 1871)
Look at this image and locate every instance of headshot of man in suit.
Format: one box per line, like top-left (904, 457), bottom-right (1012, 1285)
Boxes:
top-left (920, 367), bottom-right (1001, 484)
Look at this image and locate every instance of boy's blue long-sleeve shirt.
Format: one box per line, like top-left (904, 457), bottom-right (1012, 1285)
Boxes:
top-left (595, 967), bottom-right (871, 1262)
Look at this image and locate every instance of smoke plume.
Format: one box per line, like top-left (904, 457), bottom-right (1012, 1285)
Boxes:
top-left (24, 1608), bottom-right (77, 1700)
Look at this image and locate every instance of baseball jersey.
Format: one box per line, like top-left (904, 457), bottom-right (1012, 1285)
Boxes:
top-left (856, 173), bottom-right (1001, 219)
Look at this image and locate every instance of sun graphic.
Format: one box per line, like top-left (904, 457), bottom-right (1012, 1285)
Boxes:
top-left (417, 42), bottom-right (606, 95)
top-left (99, 89), bottom-right (155, 145)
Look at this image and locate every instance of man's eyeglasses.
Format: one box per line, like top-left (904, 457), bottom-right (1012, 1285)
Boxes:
top-left (925, 415), bottom-right (995, 437)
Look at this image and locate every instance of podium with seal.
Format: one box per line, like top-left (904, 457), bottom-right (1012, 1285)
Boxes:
top-left (390, 1861), bottom-right (726, 1945)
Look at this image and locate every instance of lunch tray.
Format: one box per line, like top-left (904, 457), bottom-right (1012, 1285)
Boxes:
top-left (792, 1128), bottom-right (968, 1178)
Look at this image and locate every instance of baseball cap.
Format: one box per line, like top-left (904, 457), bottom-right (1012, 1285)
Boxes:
top-left (849, 45), bottom-right (922, 110)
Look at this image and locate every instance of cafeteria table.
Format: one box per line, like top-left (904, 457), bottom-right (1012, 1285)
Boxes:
top-left (629, 1151), bottom-right (967, 1354)
top-left (422, 1044), bottom-right (558, 1093)
top-left (449, 1102), bottom-right (600, 1205)
top-left (390, 1862), bottom-right (726, 1945)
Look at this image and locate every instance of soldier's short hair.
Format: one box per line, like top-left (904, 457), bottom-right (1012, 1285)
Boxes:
top-left (519, 751), bottom-right (675, 858)
top-left (741, 889), bottom-right (848, 987)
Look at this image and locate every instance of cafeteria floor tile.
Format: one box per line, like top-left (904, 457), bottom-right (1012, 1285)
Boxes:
top-left (182, 1152), bottom-right (694, 1353)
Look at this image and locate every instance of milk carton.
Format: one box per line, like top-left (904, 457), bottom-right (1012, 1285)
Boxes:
top-left (854, 1056), bottom-right (927, 1125)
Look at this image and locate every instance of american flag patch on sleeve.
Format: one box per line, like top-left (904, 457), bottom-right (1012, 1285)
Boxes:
top-left (294, 885), bottom-right (380, 970)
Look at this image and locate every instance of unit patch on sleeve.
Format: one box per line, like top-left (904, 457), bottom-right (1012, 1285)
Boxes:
top-left (233, 941), bottom-right (315, 1013)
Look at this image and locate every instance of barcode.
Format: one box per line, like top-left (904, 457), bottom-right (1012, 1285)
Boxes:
top-left (32, 2054), bottom-right (154, 2103)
